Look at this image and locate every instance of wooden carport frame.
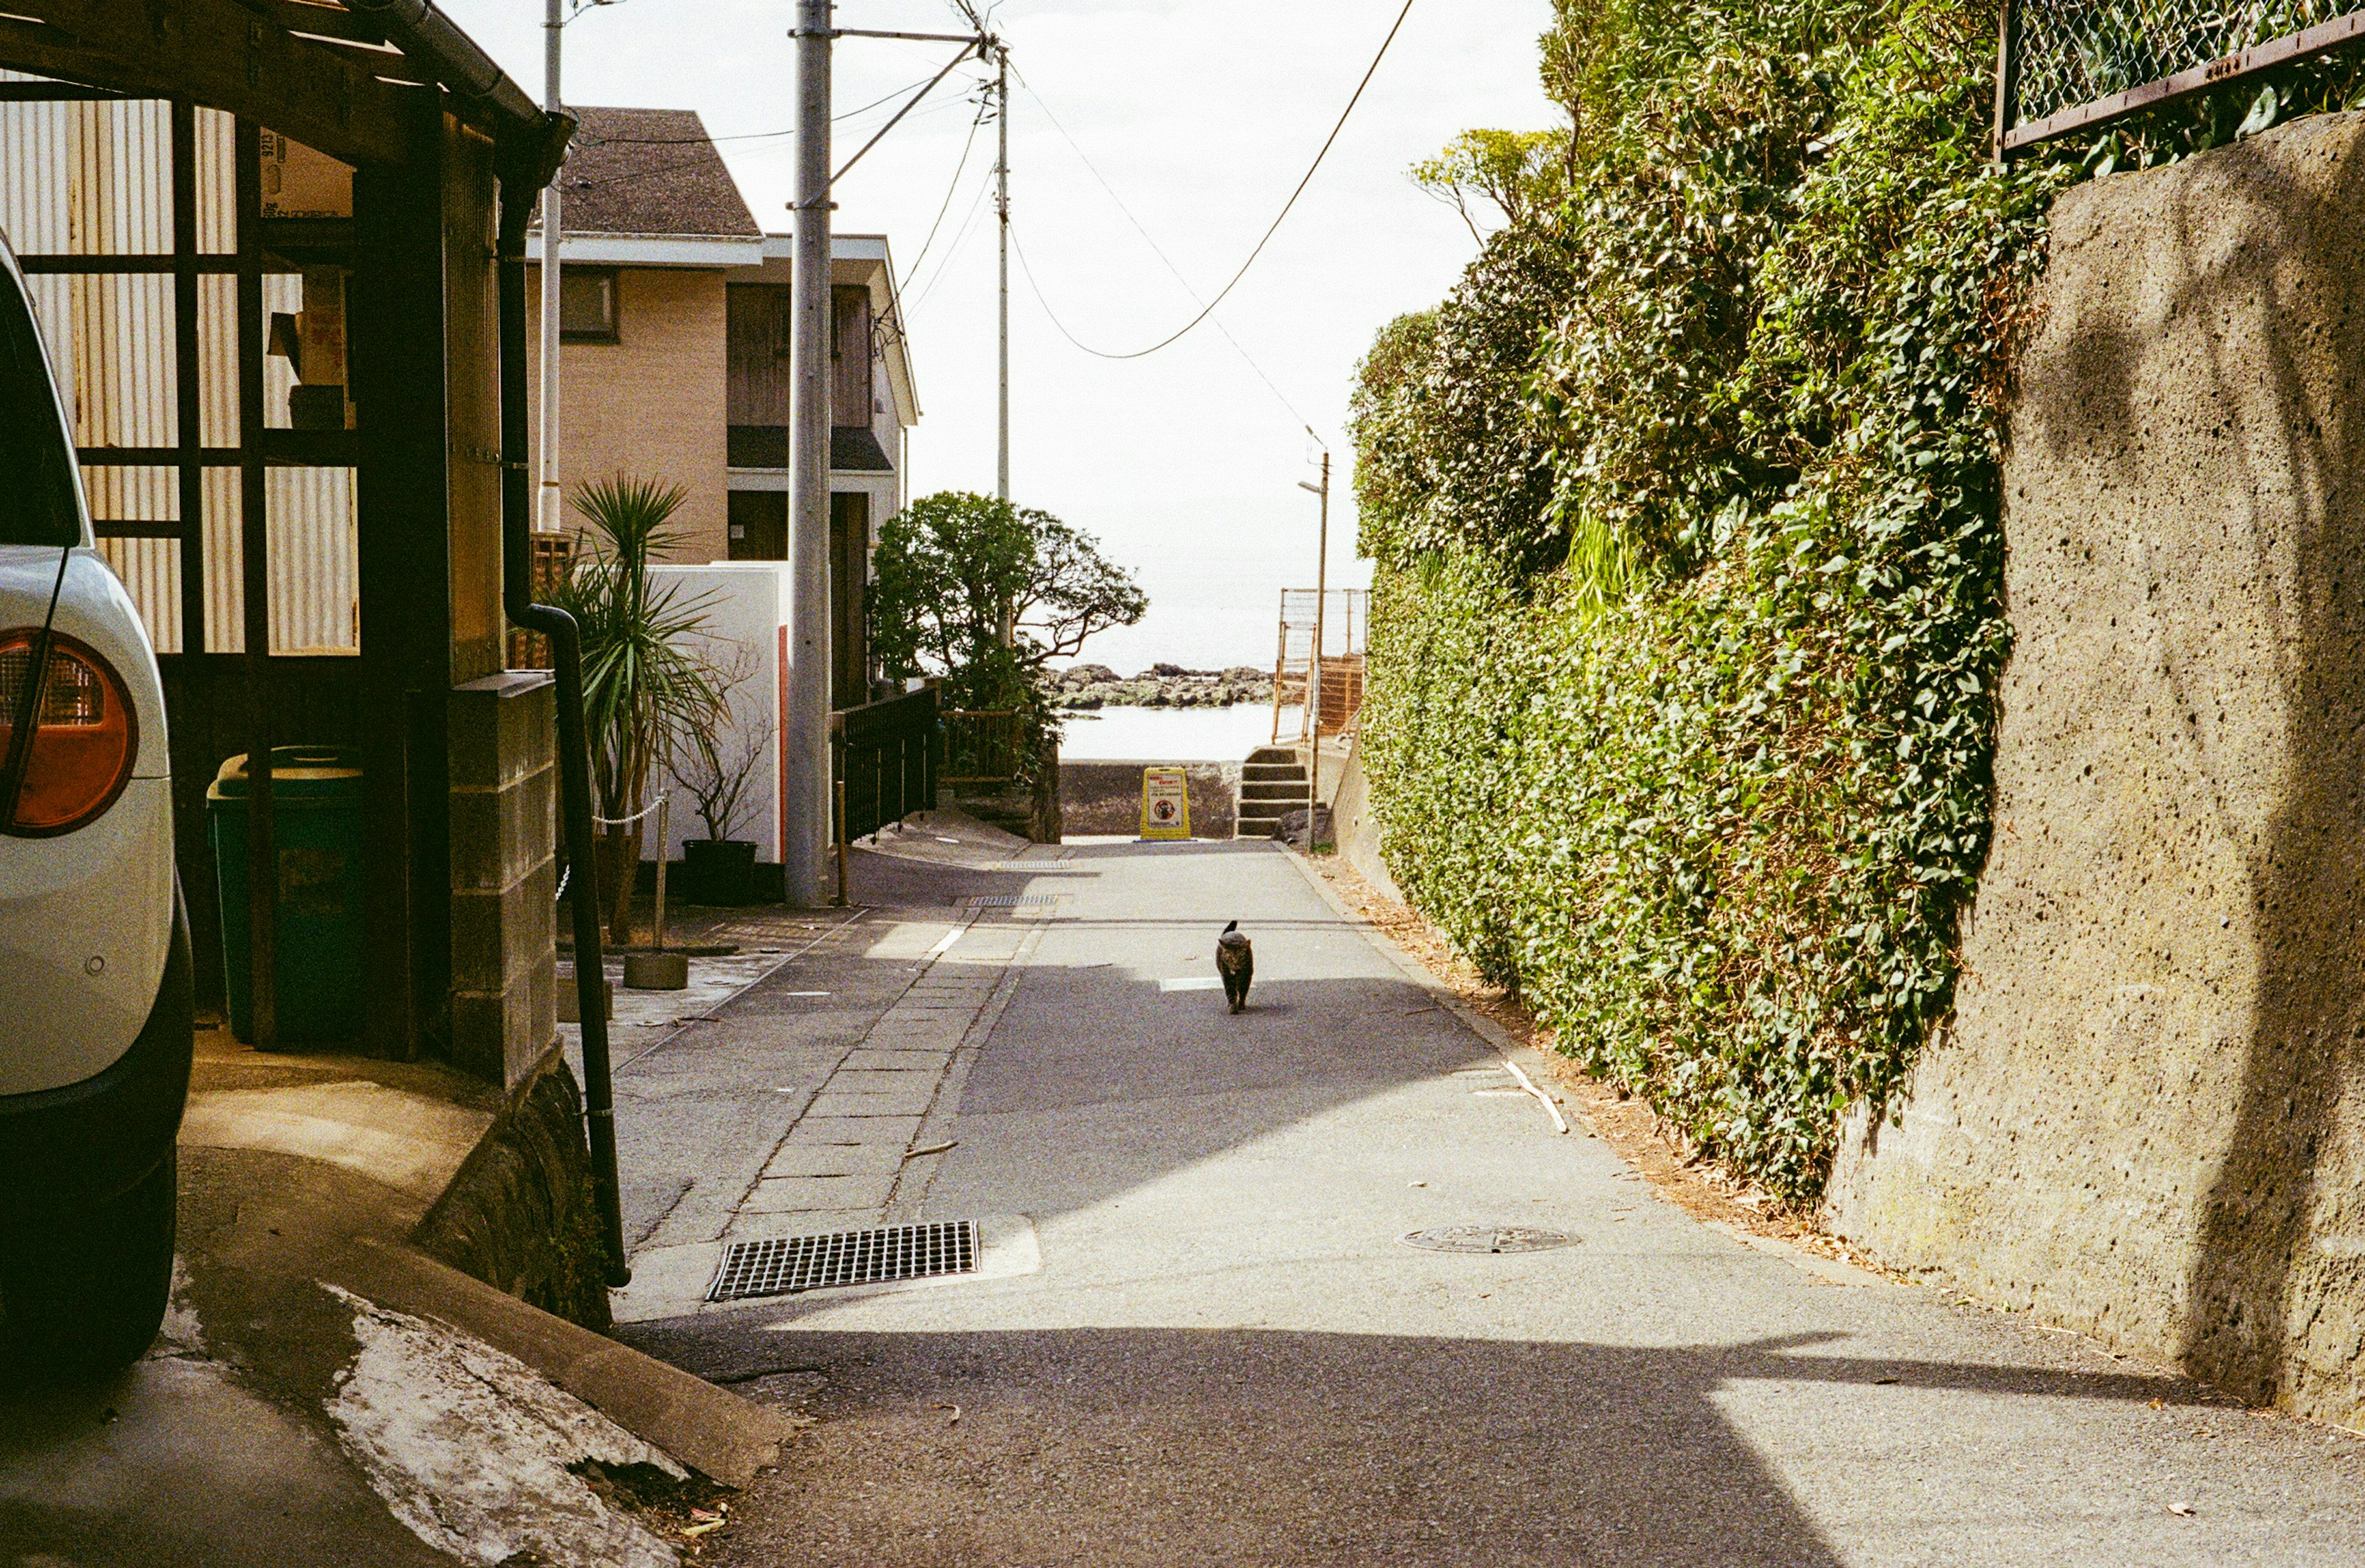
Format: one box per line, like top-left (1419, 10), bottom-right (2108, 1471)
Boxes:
top-left (0, 0), bottom-right (630, 1279)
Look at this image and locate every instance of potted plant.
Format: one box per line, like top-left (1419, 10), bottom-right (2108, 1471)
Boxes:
top-left (549, 475), bottom-right (727, 947)
top-left (674, 660), bottom-right (774, 906)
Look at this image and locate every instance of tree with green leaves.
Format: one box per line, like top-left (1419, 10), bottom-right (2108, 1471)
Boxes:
top-left (870, 491), bottom-right (1146, 835)
top-left (1409, 127), bottom-right (1566, 242)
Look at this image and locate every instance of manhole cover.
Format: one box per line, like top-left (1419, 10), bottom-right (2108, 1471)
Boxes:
top-left (708, 1221), bottom-right (979, 1301)
top-left (1402, 1225), bottom-right (1577, 1254)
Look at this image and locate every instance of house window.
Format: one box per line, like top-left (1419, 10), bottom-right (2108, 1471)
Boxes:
top-left (559, 267), bottom-right (618, 341)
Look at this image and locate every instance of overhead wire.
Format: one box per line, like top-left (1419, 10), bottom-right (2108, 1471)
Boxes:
top-left (907, 160), bottom-right (997, 313)
top-left (1001, 0), bottom-right (1418, 361)
top-left (870, 80), bottom-right (992, 365)
top-left (1008, 67), bottom-right (1319, 435)
top-left (582, 72), bottom-right (948, 145)
top-left (897, 85), bottom-right (994, 300)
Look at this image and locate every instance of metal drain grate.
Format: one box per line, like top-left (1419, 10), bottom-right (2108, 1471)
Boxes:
top-left (708, 1221), bottom-right (980, 1301)
top-left (958, 894), bottom-right (1064, 908)
top-left (1402, 1225), bottom-right (1577, 1254)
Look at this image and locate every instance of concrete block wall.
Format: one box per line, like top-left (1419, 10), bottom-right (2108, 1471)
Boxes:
top-left (1825, 112), bottom-right (2365, 1424)
top-left (447, 673), bottom-right (559, 1089)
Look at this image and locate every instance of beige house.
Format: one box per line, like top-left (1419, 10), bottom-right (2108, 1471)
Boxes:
top-left (524, 107), bottom-right (919, 706)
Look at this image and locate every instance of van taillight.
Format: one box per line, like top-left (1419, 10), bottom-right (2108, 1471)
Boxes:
top-left (0, 629), bottom-right (138, 836)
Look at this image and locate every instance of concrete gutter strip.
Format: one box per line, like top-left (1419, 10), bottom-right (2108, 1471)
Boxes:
top-left (887, 923), bottom-right (1045, 1223)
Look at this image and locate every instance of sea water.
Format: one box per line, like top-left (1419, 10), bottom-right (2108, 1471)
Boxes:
top-left (1057, 705), bottom-right (1305, 762)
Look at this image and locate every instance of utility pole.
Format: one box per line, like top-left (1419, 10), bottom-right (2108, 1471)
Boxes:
top-left (995, 44), bottom-right (1010, 504)
top-left (539, 0), bottom-right (565, 531)
top-left (785, 0), bottom-right (835, 906)
top-left (1298, 445), bottom-right (1330, 835)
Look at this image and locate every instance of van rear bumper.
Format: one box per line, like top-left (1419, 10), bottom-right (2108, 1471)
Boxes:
top-left (0, 891), bottom-right (192, 1219)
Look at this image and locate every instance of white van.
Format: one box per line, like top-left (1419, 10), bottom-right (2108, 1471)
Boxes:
top-left (0, 228), bottom-right (190, 1375)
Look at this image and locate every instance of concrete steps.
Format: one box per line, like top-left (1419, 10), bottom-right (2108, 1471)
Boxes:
top-left (1235, 746), bottom-right (1309, 838)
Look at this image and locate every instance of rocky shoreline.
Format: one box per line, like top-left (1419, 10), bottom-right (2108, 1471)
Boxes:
top-left (1051, 662), bottom-right (1273, 710)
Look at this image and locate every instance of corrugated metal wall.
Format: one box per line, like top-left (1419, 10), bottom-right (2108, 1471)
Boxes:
top-left (264, 468), bottom-right (358, 654)
top-left (1, 83), bottom-right (355, 657)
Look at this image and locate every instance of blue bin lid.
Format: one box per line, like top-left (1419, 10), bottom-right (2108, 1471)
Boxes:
top-left (208, 746), bottom-right (364, 801)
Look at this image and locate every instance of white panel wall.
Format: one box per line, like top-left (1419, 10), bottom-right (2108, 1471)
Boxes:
top-left (646, 564), bottom-right (793, 865)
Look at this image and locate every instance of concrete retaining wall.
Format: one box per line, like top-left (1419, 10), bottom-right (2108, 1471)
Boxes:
top-left (1331, 748), bottom-right (1405, 905)
top-left (1825, 112), bottom-right (2365, 1423)
top-left (1059, 759), bottom-right (1238, 838)
top-left (414, 1053), bottom-right (612, 1329)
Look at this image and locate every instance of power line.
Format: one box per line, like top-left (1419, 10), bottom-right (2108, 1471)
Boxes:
top-left (1008, 67), bottom-right (1319, 435)
top-left (582, 66), bottom-right (982, 147)
top-left (897, 86), bottom-right (993, 299)
top-left (1005, 0), bottom-right (1418, 362)
top-left (908, 160), bottom-right (997, 313)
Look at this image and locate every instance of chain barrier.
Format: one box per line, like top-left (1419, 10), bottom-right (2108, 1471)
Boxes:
top-left (591, 795), bottom-right (665, 828)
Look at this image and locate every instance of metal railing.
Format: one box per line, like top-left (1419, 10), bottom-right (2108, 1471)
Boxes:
top-left (831, 685), bottom-right (940, 843)
top-left (941, 708), bottom-right (1027, 787)
top-left (1999, 0), bottom-right (2365, 153)
top-left (1270, 587), bottom-right (1368, 745)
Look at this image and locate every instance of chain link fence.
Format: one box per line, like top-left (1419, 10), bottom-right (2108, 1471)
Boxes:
top-left (2006, 0), bottom-right (2365, 147)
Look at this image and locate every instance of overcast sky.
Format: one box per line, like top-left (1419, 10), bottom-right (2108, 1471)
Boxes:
top-left (440, 0), bottom-right (1561, 673)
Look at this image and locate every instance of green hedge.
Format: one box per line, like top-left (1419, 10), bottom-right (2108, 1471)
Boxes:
top-left (1353, 1), bottom-right (2064, 1203)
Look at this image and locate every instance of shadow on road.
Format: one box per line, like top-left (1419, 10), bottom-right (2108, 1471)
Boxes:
top-left (621, 1324), bottom-right (2181, 1568)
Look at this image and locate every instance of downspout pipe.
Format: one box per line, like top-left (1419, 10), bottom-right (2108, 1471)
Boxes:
top-left (497, 177), bottom-right (629, 1290)
top-left (349, 0), bottom-right (570, 181)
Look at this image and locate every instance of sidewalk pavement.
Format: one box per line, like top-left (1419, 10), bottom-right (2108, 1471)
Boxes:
top-left (589, 811), bottom-right (1064, 1322)
top-left (1, 804), bottom-right (1048, 1567)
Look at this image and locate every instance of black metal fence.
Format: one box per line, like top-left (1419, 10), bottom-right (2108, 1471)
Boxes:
top-left (942, 708), bottom-right (1027, 787)
top-left (832, 685), bottom-right (939, 843)
top-left (2000, 0), bottom-right (2365, 152)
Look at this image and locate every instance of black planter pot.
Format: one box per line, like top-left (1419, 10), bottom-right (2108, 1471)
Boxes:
top-left (681, 838), bottom-right (758, 906)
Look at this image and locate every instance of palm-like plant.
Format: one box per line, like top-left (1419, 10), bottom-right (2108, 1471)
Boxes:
top-left (550, 474), bottom-right (725, 945)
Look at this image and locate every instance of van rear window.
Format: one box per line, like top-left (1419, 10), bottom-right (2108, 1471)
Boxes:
top-left (0, 271), bottom-right (79, 548)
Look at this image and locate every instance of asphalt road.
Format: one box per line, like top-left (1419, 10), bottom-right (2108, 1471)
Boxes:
top-left (623, 837), bottom-right (2365, 1567)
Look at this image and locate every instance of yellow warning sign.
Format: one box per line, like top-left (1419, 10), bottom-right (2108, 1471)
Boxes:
top-left (1139, 767), bottom-right (1192, 841)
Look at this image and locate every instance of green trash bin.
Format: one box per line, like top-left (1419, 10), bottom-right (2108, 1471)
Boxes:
top-left (208, 746), bottom-right (367, 1044)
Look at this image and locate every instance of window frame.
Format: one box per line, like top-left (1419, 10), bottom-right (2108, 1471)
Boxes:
top-left (558, 265), bottom-right (619, 344)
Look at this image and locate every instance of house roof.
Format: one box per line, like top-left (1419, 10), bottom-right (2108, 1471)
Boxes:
top-left (547, 107), bottom-right (760, 238)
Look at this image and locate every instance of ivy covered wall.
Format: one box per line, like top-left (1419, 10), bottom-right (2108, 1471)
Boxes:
top-left (1348, 0), bottom-right (2363, 1203)
top-left (1354, 0), bottom-right (2057, 1202)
